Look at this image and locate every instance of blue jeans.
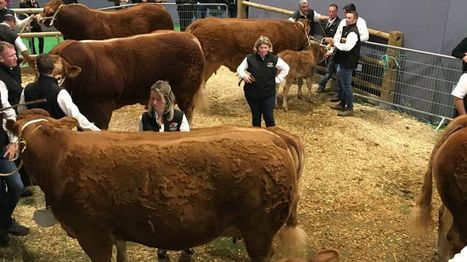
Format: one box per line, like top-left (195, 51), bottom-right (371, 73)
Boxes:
top-left (318, 59), bottom-right (337, 91)
top-left (337, 64), bottom-right (354, 110)
top-left (245, 94), bottom-right (276, 127)
top-left (0, 147), bottom-right (23, 230)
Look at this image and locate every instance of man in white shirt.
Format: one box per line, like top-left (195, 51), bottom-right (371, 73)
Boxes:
top-left (18, 53), bottom-right (100, 131)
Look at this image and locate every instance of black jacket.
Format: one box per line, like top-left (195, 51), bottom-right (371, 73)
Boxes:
top-left (452, 37), bottom-right (467, 73)
top-left (24, 75), bottom-right (66, 119)
top-left (244, 53), bottom-right (278, 98)
top-left (140, 110), bottom-right (185, 132)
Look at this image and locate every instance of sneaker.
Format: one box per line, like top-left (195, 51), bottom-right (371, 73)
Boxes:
top-left (338, 110), bottom-right (354, 117)
top-left (330, 96), bottom-right (340, 102)
top-left (330, 104), bottom-right (344, 111)
top-left (0, 231), bottom-right (9, 247)
top-left (8, 220), bottom-right (30, 236)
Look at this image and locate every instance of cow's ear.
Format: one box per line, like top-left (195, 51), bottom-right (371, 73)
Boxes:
top-left (57, 116), bottom-right (78, 130)
top-left (311, 248), bottom-right (339, 262)
top-left (66, 66), bottom-right (82, 78)
top-left (5, 119), bottom-right (19, 136)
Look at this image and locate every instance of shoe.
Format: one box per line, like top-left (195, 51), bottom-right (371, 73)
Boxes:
top-left (8, 220), bottom-right (30, 236)
top-left (0, 231), bottom-right (9, 247)
top-left (20, 187), bottom-right (33, 198)
top-left (157, 249), bottom-right (168, 260)
top-left (338, 110), bottom-right (354, 117)
top-left (330, 96), bottom-right (340, 102)
top-left (330, 104), bottom-right (344, 111)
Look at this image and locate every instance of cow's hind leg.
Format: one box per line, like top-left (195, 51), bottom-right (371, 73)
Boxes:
top-left (282, 82), bottom-right (292, 112)
top-left (305, 77), bottom-right (314, 102)
top-left (76, 232), bottom-right (113, 262)
top-left (241, 229), bottom-right (275, 262)
top-left (296, 78), bottom-right (304, 100)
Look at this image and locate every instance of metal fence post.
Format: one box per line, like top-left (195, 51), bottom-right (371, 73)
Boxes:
top-left (238, 0), bottom-right (248, 18)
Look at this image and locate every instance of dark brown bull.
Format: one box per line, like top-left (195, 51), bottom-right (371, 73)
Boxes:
top-left (409, 115), bottom-right (467, 261)
top-left (41, 1), bottom-right (173, 40)
top-left (186, 17), bottom-right (310, 81)
top-left (7, 109), bottom-right (306, 262)
top-left (46, 31), bottom-right (205, 129)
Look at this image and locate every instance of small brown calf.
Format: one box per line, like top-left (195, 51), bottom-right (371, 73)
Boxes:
top-left (277, 43), bottom-right (324, 111)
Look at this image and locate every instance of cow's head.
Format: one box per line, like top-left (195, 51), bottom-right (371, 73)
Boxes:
top-left (49, 55), bottom-right (81, 86)
top-left (6, 109), bottom-right (78, 139)
top-left (41, 0), bottom-right (65, 27)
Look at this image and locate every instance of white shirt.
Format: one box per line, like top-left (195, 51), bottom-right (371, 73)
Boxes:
top-left (451, 73), bottom-right (467, 99)
top-left (137, 113), bottom-right (190, 132)
top-left (236, 55), bottom-right (290, 84)
top-left (449, 246), bottom-right (467, 261)
top-left (334, 16), bottom-right (369, 43)
top-left (0, 81), bottom-right (18, 143)
top-left (18, 88), bottom-right (101, 131)
top-left (0, 23), bottom-right (28, 53)
top-left (334, 30), bottom-right (359, 52)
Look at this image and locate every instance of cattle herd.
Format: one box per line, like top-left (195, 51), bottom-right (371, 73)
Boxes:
top-left (3, 1), bottom-right (466, 261)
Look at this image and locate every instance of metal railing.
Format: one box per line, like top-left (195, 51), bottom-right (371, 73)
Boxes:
top-left (352, 41), bottom-right (460, 128)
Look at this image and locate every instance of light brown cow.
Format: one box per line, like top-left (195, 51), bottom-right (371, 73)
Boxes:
top-left (186, 17), bottom-right (311, 81)
top-left (44, 31), bottom-right (205, 129)
top-left (8, 109), bottom-right (306, 262)
top-left (409, 115), bottom-right (467, 261)
top-left (41, 1), bottom-right (173, 40)
top-left (276, 43), bottom-right (324, 111)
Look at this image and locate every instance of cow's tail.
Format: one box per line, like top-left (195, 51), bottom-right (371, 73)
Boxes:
top-left (277, 193), bottom-right (307, 258)
top-left (408, 115), bottom-right (467, 236)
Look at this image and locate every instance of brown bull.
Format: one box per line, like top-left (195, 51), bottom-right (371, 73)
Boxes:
top-left (409, 115), bottom-right (467, 261)
top-left (8, 109), bottom-right (306, 262)
top-left (45, 31), bottom-right (205, 129)
top-left (41, 1), bottom-right (173, 40)
top-left (186, 17), bottom-right (310, 81)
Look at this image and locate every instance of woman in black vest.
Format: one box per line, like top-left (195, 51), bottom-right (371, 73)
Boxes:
top-left (138, 80), bottom-right (192, 259)
top-left (236, 35), bottom-right (289, 127)
top-left (139, 80), bottom-right (190, 132)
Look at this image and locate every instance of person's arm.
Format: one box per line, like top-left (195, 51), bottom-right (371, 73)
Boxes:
top-left (334, 31), bottom-right (358, 51)
top-left (288, 10), bottom-right (299, 22)
top-left (275, 58), bottom-right (290, 83)
top-left (0, 81), bottom-right (18, 160)
top-left (314, 10), bottom-right (328, 22)
top-left (449, 246), bottom-right (467, 261)
top-left (237, 56), bottom-right (254, 84)
top-left (357, 17), bottom-right (369, 42)
top-left (332, 20), bottom-right (344, 43)
top-left (179, 114), bottom-right (190, 132)
top-left (57, 89), bottom-right (101, 131)
top-left (17, 89), bottom-right (27, 113)
top-left (453, 96), bottom-right (466, 115)
top-left (14, 13), bottom-right (34, 30)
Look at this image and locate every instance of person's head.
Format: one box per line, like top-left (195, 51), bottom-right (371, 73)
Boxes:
top-left (0, 41), bottom-right (17, 68)
top-left (328, 3), bottom-right (338, 20)
top-left (0, 0), bottom-right (7, 9)
top-left (298, 0), bottom-right (308, 14)
top-left (148, 80), bottom-right (175, 121)
top-left (3, 14), bottom-right (15, 29)
top-left (343, 3), bottom-right (356, 15)
top-left (253, 35), bottom-right (273, 57)
top-left (345, 10), bottom-right (358, 26)
top-left (36, 53), bottom-right (55, 75)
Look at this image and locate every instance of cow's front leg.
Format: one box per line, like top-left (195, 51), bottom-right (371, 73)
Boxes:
top-left (282, 82), bottom-right (292, 112)
top-left (296, 78), bottom-right (304, 100)
top-left (305, 77), bottom-right (314, 102)
top-left (76, 230), bottom-right (113, 262)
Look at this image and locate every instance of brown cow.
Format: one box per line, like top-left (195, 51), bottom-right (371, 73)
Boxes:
top-left (276, 43), bottom-right (324, 111)
top-left (44, 31), bottom-right (205, 129)
top-left (41, 1), bottom-right (173, 40)
top-left (408, 115), bottom-right (467, 261)
top-left (186, 17), bottom-right (311, 81)
top-left (8, 109), bottom-right (306, 262)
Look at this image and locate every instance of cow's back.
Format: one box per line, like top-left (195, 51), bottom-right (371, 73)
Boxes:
top-left (50, 31), bottom-right (205, 128)
top-left (187, 17), bottom-right (309, 79)
top-left (55, 4), bottom-right (174, 40)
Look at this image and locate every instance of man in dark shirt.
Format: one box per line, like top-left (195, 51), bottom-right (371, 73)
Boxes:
top-left (288, 0), bottom-right (328, 36)
top-left (451, 37), bottom-right (467, 116)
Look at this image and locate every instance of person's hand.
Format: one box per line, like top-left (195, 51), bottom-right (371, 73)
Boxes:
top-left (4, 142), bottom-right (18, 161)
top-left (324, 51), bottom-right (333, 59)
top-left (29, 14), bottom-right (36, 21)
top-left (243, 73), bottom-right (255, 84)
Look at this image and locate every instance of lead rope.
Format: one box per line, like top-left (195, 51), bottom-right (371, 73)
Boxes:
top-left (0, 119), bottom-right (48, 177)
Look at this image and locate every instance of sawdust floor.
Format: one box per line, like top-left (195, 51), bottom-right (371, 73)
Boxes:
top-left (0, 66), bottom-right (441, 261)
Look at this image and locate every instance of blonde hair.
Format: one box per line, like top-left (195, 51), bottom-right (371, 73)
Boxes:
top-left (148, 80), bottom-right (176, 121)
top-left (253, 35), bottom-right (273, 53)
